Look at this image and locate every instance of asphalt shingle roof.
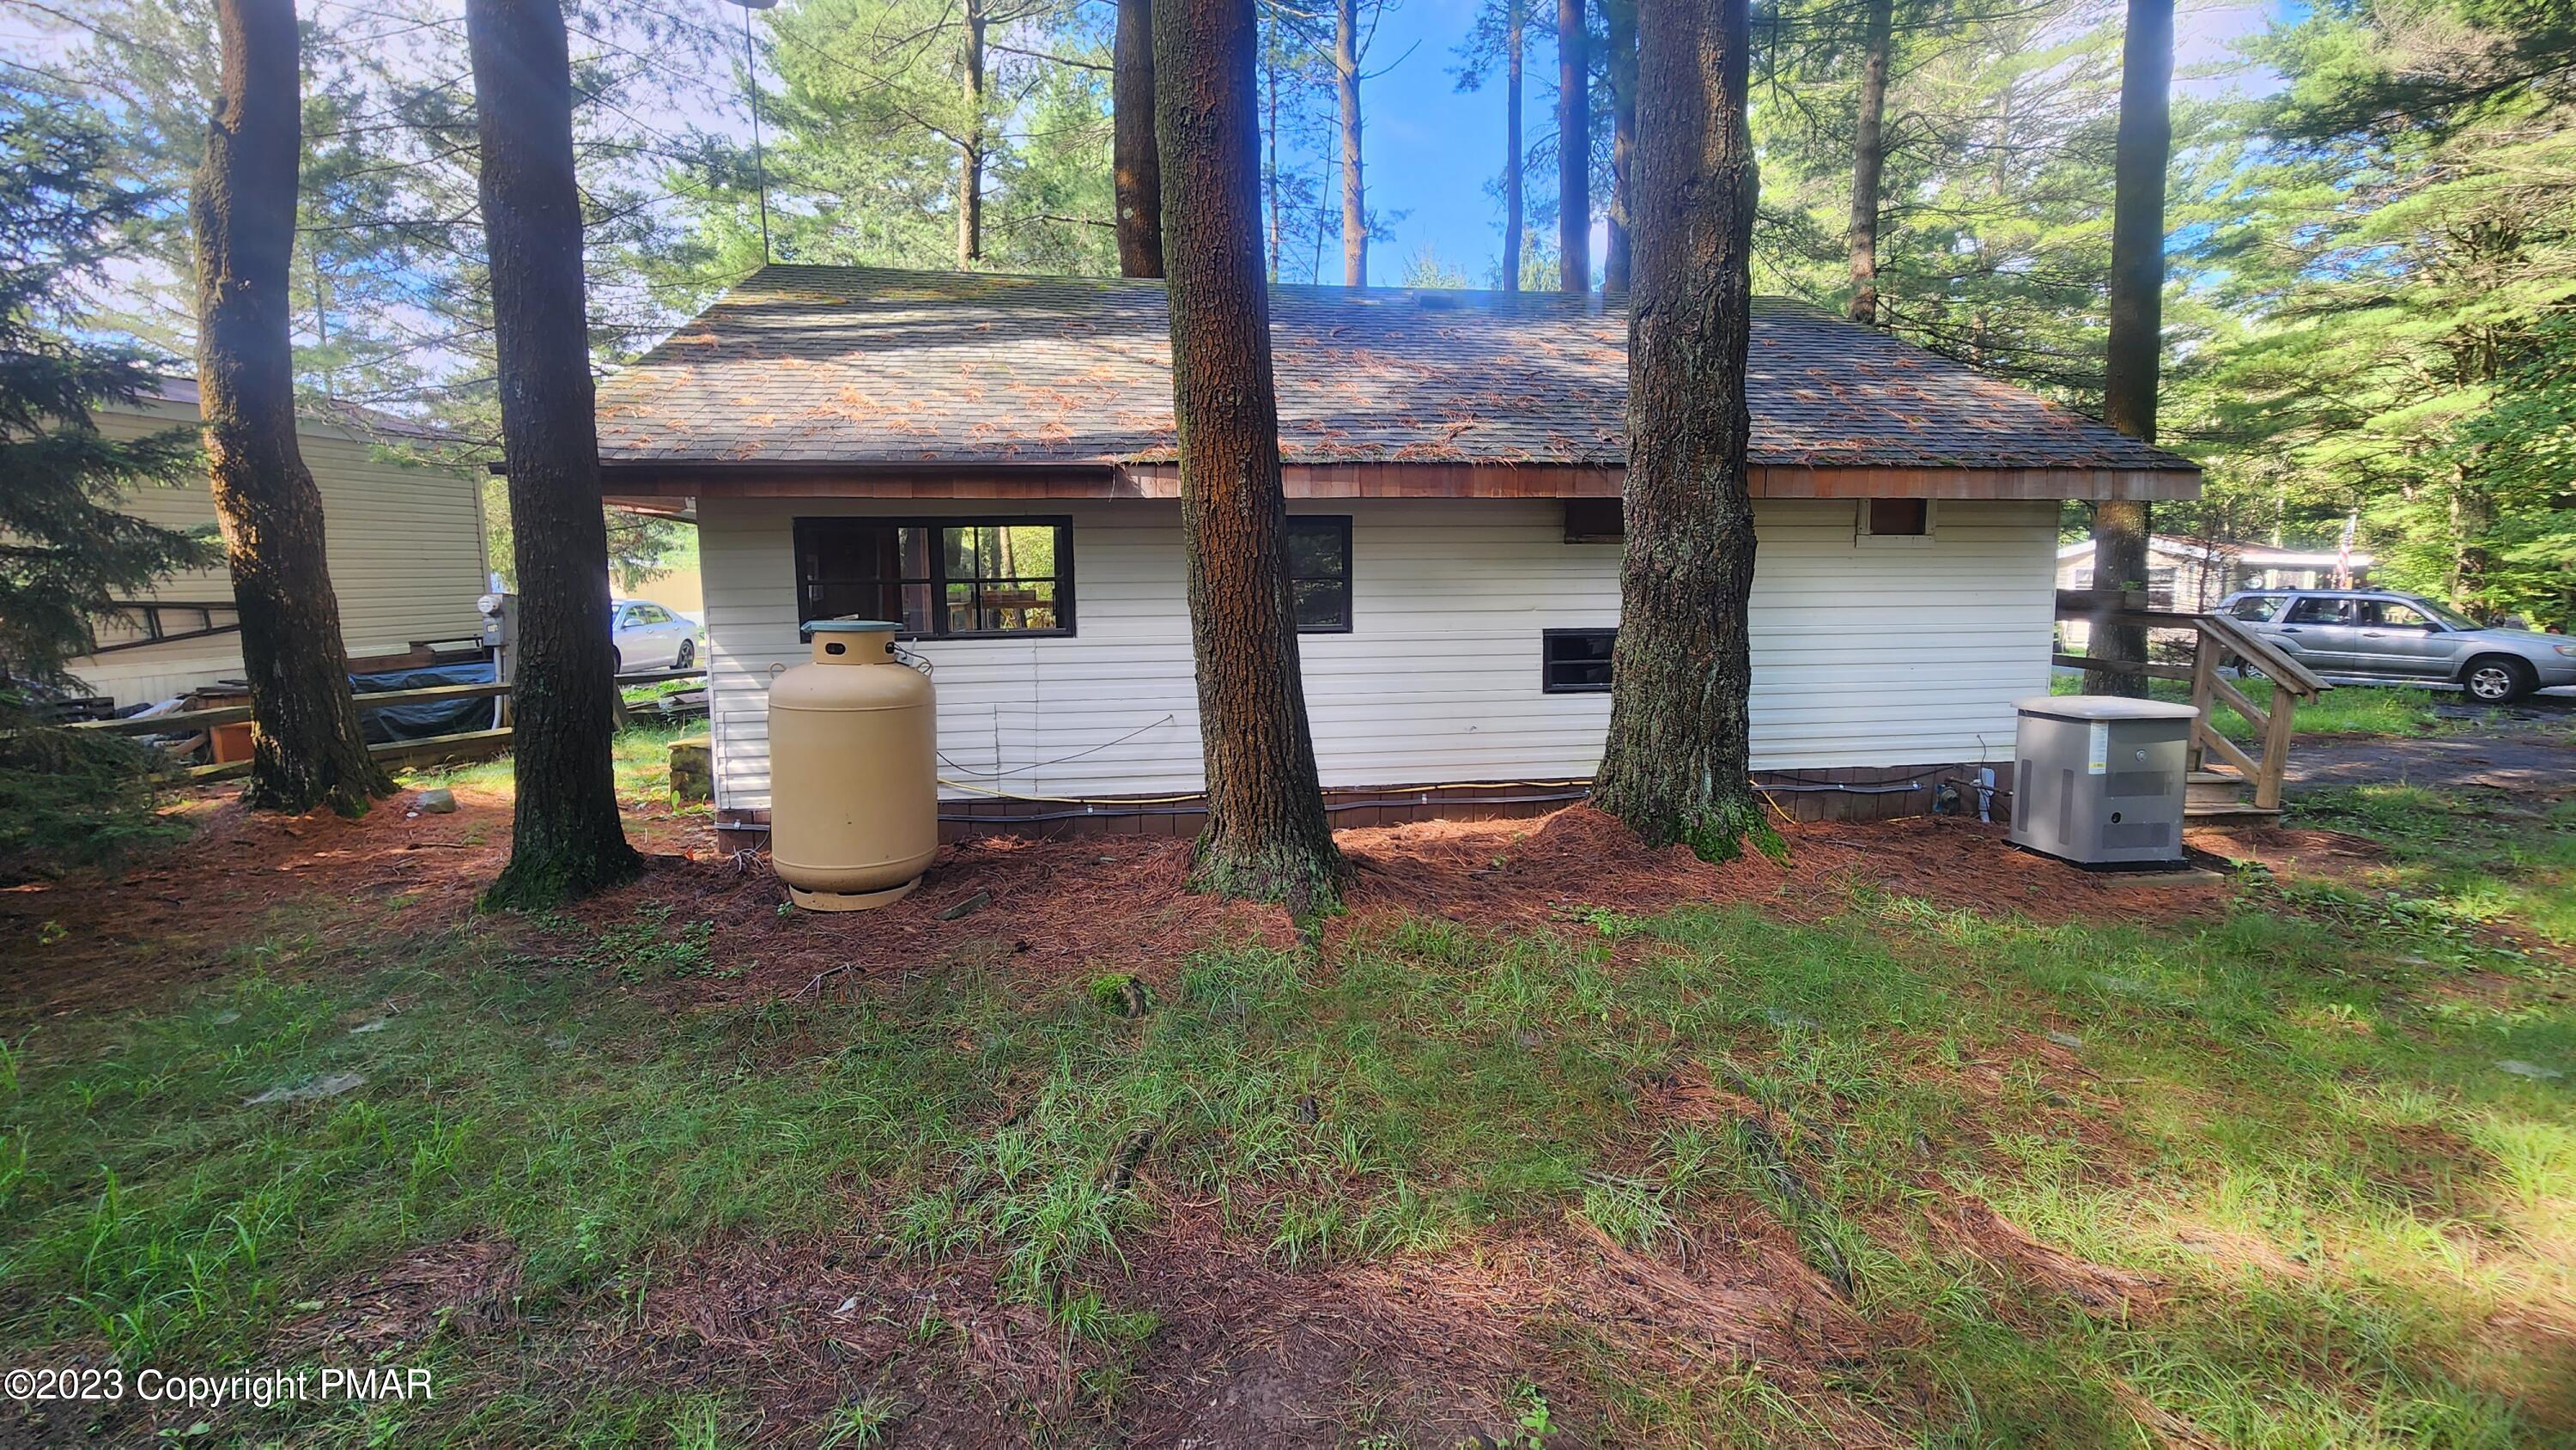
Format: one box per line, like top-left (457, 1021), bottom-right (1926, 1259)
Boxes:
top-left (595, 264), bottom-right (2196, 474)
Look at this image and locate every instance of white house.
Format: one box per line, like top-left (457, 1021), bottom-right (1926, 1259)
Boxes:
top-left (584, 265), bottom-right (2200, 837)
top-left (70, 382), bottom-right (489, 707)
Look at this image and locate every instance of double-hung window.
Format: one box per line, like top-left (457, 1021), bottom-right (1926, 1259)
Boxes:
top-left (793, 517), bottom-right (1073, 639)
top-left (1286, 516), bottom-right (1352, 633)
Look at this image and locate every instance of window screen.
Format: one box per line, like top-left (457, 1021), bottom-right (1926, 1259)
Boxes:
top-left (1866, 498), bottom-right (1929, 536)
top-left (1286, 516), bottom-right (1352, 633)
top-left (793, 517), bottom-right (1072, 638)
top-left (1542, 628), bottom-right (1615, 693)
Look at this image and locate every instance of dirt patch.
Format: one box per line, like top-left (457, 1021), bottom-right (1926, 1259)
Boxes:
top-left (279, 1234), bottom-right (524, 1354)
top-left (2184, 823), bottom-right (2391, 883)
top-left (1929, 1198), bottom-right (2163, 1322)
top-left (3, 798), bottom-right (2233, 1022)
top-left (0, 782), bottom-right (706, 1022)
top-left (1342, 807), bottom-right (2226, 931)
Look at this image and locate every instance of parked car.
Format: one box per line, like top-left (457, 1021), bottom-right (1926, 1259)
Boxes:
top-left (2218, 588), bottom-right (2576, 702)
top-left (610, 599), bottom-right (702, 673)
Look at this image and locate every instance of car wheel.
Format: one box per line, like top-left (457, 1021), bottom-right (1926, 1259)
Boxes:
top-left (2461, 656), bottom-right (2534, 704)
top-left (675, 638), bottom-right (696, 669)
top-left (610, 647), bottom-right (626, 678)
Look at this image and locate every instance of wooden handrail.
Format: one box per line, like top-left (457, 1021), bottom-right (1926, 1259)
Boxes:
top-left (2196, 612), bottom-right (2328, 699)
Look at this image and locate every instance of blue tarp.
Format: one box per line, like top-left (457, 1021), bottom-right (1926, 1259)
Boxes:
top-left (352, 659), bottom-right (495, 743)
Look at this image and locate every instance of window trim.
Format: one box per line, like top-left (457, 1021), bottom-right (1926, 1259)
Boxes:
top-left (1286, 514), bottom-right (1353, 634)
top-left (792, 514), bottom-right (1077, 641)
top-left (1540, 627), bottom-right (1617, 695)
top-left (1855, 497), bottom-right (1935, 549)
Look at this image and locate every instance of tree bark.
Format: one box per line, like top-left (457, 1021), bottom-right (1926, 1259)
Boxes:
top-left (1844, 0), bottom-right (1893, 325)
top-left (959, 0), bottom-right (987, 270)
top-left (1592, 0), bottom-right (1766, 859)
top-left (1556, 0), bottom-right (1589, 292)
top-left (466, 0), bottom-right (642, 907)
top-left (193, 0), bottom-right (393, 817)
top-left (1115, 0), bottom-right (1163, 276)
top-left (1335, 0), bottom-right (1365, 286)
top-left (1503, 0), bottom-right (1526, 291)
top-left (1601, 0), bottom-right (1636, 293)
top-left (1154, 0), bottom-right (1343, 908)
top-left (2088, 0), bottom-right (2172, 698)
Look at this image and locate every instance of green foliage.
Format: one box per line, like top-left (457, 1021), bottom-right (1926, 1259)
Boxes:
top-left (0, 706), bottom-right (185, 881)
top-left (0, 88), bottom-right (213, 687)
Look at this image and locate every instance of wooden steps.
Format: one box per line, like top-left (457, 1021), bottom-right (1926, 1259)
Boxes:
top-left (2184, 768), bottom-right (2282, 822)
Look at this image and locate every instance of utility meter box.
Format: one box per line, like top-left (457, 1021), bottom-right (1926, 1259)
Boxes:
top-left (2008, 695), bottom-right (2198, 867)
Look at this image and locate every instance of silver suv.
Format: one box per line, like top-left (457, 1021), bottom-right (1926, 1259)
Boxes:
top-left (2219, 589), bottom-right (2576, 703)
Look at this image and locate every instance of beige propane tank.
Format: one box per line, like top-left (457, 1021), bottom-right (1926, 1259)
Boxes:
top-left (767, 621), bottom-right (938, 911)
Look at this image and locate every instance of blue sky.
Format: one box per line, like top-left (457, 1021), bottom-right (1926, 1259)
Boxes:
top-left (1334, 0), bottom-right (2286, 288)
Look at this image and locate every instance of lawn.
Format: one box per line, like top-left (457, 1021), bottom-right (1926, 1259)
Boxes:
top-left (1, 736), bottom-right (2571, 1446)
top-left (2048, 673), bottom-right (2484, 741)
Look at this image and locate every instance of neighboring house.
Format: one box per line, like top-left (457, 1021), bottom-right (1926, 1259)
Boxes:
top-left (2056, 535), bottom-right (2373, 651)
top-left (69, 381), bottom-right (489, 707)
top-left (585, 265), bottom-right (2200, 836)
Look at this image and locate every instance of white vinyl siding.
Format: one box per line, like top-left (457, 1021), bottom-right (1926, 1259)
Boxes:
top-left (699, 495), bottom-right (2057, 810)
top-left (64, 400), bottom-right (489, 706)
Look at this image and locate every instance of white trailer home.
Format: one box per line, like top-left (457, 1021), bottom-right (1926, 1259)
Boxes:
top-left (584, 266), bottom-right (2200, 840)
top-left (69, 382), bottom-right (489, 707)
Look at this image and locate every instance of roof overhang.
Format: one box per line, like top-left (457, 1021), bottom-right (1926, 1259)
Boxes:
top-left (592, 459), bottom-right (2200, 502)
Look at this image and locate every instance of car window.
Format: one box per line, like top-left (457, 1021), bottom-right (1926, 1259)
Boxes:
top-left (2403, 595), bottom-right (2481, 630)
top-left (2284, 597), bottom-right (2354, 625)
top-left (2358, 600), bottom-right (2437, 630)
top-left (611, 605), bottom-right (635, 627)
top-left (636, 605), bottom-right (670, 625)
top-left (2229, 595), bottom-right (2286, 622)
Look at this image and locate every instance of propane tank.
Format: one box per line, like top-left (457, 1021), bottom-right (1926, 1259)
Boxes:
top-left (767, 621), bottom-right (938, 910)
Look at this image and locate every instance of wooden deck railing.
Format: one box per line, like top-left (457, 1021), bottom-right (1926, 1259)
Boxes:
top-left (2055, 588), bottom-right (2330, 813)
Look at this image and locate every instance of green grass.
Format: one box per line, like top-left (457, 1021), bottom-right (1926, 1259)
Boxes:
top-left (2050, 673), bottom-right (2478, 740)
top-left (402, 720), bottom-right (703, 810)
top-left (2, 780), bottom-right (2571, 1442)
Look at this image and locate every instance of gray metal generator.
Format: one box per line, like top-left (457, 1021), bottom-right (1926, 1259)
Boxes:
top-left (2008, 695), bottom-right (2198, 867)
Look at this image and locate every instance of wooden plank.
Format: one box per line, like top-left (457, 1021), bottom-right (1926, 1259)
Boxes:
top-left (2205, 672), bottom-right (2271, 737)
top-left (2185, 632), bottom-right (2218, 775)
top-left (609, 459), bottom-right (2200, 503)
top-left (2199, 612), bottom-right (2328, 698)
top-left (2195, 719), bottom-right (2261, 780)
top-left (2255, 679), bottom-right (2299, 811)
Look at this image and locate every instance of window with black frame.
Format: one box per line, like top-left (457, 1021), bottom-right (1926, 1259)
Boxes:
top-left (793, 517), bottom-right (1072, 638)
top-left (1286, 516), bottom-right (1352, 633)
top-left (1542, 628), bottom-right (1615, 692)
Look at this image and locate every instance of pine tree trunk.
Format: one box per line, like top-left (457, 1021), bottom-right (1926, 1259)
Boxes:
top-left (1556, 0), bottom-right (1589, 292)
top-left (1154, 0), bottom-right (1343, 909)
top-left (960, 0), bottom-right (987, 270)
top-left (466, 0), bottom-right (642, 908)
top-left (2089, 0), bottom-right (2171, 698)
top-left (1504, 0), bottom-right (1525, 292)
top-left (1336, 0), bottom-right (1365, 287)
top-left (193, 0), bottom-right (393, 817)
top-left (1845, 0), bottom-right (1893, 325)
top-left (1115, 0), bottom-right (1164, 276)
top-left (1601, 0), bottom-right (1636, 294)
top-left (1593, 0), bottom-right (1765, 859)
